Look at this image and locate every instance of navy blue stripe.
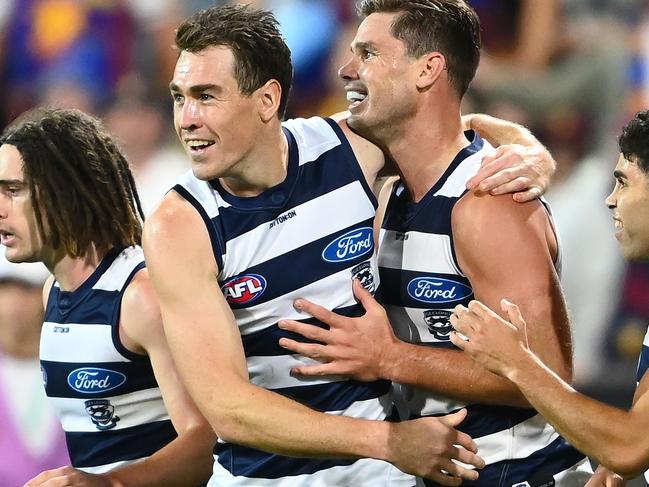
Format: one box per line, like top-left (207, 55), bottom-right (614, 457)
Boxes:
top-left (173, 184), bottom-right (225, 270)
top-left (413, 405), bottom-right (537, 439)
top-left (41, 360), bottom-right (159, 399)
top-left (215, 442), bottom-right (358, 478)
top-left (201, 127), bottom-right (374, 241)
top-left (324, 117), bottom-right (378, 210)
top-left (110, 263), bottom-right (149, 362)
top-left (241, 304), bottom-right (366, 357)
top-left (424, 436), bottom-right (586, 486)
top-left (381, 193), bottom-right (456, 235)
top-left (45, 289), bottom-right (120, 324)
top-left (273, 378), bottom-right (391, 412)
top-left (378, 267), bottom-right (473, 309)
top-left (638, 345), bottom-right (649, 382)
top-left (67, 420), bottom-right (177, 468)
top-left (224, 219), bottom-right (375, 310)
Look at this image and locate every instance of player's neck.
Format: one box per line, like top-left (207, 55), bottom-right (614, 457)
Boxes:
top-left (218, 125), bottom-right (289, 198)
top-left (388, 109), bottom-right (467, 203)
top-left (48, 246), bottom-right (108, 292)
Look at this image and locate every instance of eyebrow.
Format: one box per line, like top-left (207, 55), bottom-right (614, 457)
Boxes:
top-left (350, 41), bottom-right (378, 53)
top-left (0, 179), bottom-right (26, 186)
top-left (169, 82), bottom-right (222, 94)
top-left (613, 170), bottom-right (627, 180)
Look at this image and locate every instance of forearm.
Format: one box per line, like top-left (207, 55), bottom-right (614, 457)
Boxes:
top-left (465, 113), bottom-right (545, 148)
top-left (509, 352), bottom-right (648, 476)
top-left (384, 341), bottom-right (529, 407)
top-left (195, 377), bottom-right (391, 461)
top-left (106, 425), bottom-right (215, 487)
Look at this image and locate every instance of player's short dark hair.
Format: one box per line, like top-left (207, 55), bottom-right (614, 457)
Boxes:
top-left (175, 4), bottom-right (293, 119)
top-left (357, 0), bottom-right (481, 97)
top-left (619, 110), bottom-right (649, 175)
top-left (0, 107), bottom-right (144, 258)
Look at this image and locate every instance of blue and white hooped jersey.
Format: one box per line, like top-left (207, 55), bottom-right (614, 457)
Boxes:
top-left (378, 131), bottom-right (589, 487)
top-left (174, 116), bottom-right (413, 487)
top-left (40, 246), bottom-right (177, 474)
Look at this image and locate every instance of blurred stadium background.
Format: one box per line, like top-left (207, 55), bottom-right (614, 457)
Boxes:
top-left (0, 0), bottom-right (648, 484)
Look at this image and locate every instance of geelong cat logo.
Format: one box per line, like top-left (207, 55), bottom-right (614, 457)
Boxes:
top-left (407, 277), bottom-right (472, 304)
top-left (67, 368), bottom-right (126, 394)
top-left (222, 274), bottom-right (267, 304)
top-left (323, 227), bottom-right (373, 263)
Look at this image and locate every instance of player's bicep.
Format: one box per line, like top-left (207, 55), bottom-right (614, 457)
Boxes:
top-left (453, 194), bottom-right (571, 378)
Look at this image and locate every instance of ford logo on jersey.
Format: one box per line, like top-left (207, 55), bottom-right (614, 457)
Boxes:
top-left (322, 227), bottom-right (374, 263)
top-left (222, 274), bottom-right (267, 304)
top-left (407, 277), bottom-right (473, 304)
top-left (67, 368), bottom-right (126, 394)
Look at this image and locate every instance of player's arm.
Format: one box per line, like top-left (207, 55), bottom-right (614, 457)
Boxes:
top-left (463, 113), bottom-right (556, 202)
top-left (142, 191), bottom-right (483, 485)
top-left (96, 269), bottom-right (215, 487)
top-left (280, 193), bottom-right (569, 407)
top-left (451, 299), bottom-right (649, 479)
top-left (331, 111), bottom-right (555, 201)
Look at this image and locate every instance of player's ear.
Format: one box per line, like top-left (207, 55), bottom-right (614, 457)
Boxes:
top-left (258, 79), bottom-right (282, 122)
top-left (416, 51), bottom-right (445, 90)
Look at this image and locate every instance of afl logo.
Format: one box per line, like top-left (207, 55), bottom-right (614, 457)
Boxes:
top-left (222, 274), bottom-right (267, 304)
top-left (322, 227), bottom-right (374, 263)
top-left (407, 277), bottom-right (472, 304)
top-left (67, 368), bottom-right (126, 394)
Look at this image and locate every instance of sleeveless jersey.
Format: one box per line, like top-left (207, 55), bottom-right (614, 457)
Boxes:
top-left (636, 325), bottom-right (649, 483)
top-left (377, 131), bottom-right (590, 487)
top-left (173, 116), bottom-right (413, 487)
top-left (40, 246), bottom-right (177, 474)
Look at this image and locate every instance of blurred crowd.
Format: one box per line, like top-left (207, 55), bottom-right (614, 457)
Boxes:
top-left (1, 0), bottom-right (649, 482)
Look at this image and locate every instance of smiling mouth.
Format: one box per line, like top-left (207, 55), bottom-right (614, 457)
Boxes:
top-left (185, 139), bottom-right (215, 155)
top-left (346, 90), bottom-right (367, 109)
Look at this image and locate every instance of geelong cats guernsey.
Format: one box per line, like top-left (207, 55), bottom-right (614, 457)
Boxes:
top-left (378, 131), bottom-right (590, 487)
top-left (173, 116), bottom-right (413, 487)
top-left (637, 325), bottom-right (649, 483)
top-left (40, 246), bottom-right (177, 474)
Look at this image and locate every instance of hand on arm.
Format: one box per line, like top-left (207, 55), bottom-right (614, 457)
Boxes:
top-left (142, 192), bottom-right (484, 485)
top-left (463, 113), bottom-right (556, 202)
top-left (450, 294), bottom-right (649, 476)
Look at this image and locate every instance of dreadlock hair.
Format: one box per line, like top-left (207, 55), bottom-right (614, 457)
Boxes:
top-left (175, 4), bottom-right (293, 119)
top-left (619, 109), bottom-right (649, 176)
top-left (0, 107), bottom-right (144, 258)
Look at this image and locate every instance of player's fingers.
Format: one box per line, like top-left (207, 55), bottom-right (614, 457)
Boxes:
top-left (439, 453), bottom-right (481, 480)
top-left (293, 298), bottom-right (341, 327)
top-left (425, 470), bottom-right (463, 486)
top-left (278, 338), bottom-right (327, 360)
top-left (438, 408), bottom-right (468, 429)
top-left (352, 279), bottom-right (380, 312)
top-left (278, 320), bottom-right (329, 342)
top-left (449, 331), bottom-right (469, 350)
top-left (501, 299), bottom-right (526, 330)
top-left (485, 174), bottom-right (530, 195)
top-left (454, 431), bottom-right (483, 459)
top-left (512, 186), bottom-right (543, 203)
top-left (290, 362), bottom-right (338, 377)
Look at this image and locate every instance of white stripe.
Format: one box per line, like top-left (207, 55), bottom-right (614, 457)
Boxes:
top-left (222, 182), bottom-right (374, 277)
top-left (79, 458), bottom-right (144, 475)
top-left (247, 354), bottom-right (347, 390)
top-left (326, 393), bottom-right (392, 420)
top-left (378, 231), bottom-right (458, 275)
top-left (643, 328), bottom-right (649, 347)
top-left (282, 117), bottom-right (341, 166)
top-left (41, 322), bottom-right (129, 363)
top-left (52, 388), bottom-right (170, 432)
top-left (208, 456), bottom-right (414, 487)
top-left (435, 145), bottom-right (489, 198)
top-left (553, 457), bottom-right (593, 486)
top-left (476, 414), bottom-right (560, 465)
top-left (237, 261), bottom-right (379, 335)
top-left (94, 247), bottom-right (143, 291)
